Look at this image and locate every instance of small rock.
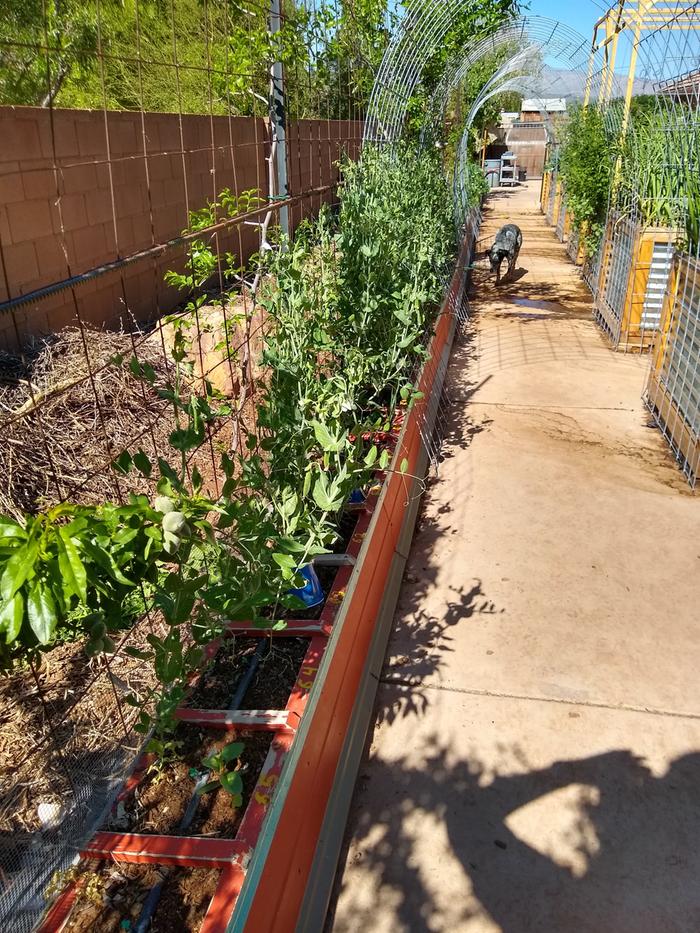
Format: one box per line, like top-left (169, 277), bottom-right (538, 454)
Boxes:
top-left (37, 801), bottom-right (63, 830)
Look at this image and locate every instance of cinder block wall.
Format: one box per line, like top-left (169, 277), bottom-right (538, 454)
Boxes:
top-left (0, 107), bottom-right (362, 350)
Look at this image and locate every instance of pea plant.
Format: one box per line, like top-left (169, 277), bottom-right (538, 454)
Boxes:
top-left (0, 144), bottom-right (459, 776)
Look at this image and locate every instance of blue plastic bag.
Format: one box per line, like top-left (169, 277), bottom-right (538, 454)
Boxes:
top-left (287, 563), bottom-right (324, 608)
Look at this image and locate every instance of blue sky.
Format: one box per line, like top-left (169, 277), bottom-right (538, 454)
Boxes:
top-left (523, 0), bottom-right (604, 43)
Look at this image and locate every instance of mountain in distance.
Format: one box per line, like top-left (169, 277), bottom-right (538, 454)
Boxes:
top-left (534, 65), bottom-right (655, 102)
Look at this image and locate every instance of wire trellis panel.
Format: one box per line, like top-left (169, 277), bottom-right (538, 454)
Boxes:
top-left (556, 192), bottom-right (568, 242)
top-left (0, 0), bottom-right (374, 928)
top-left (646, 250), bottom-right (700, 485)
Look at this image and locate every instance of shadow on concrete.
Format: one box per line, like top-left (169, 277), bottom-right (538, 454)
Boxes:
top-left (364, 325), bottom-right (501, 730)
top-left (328, 738), bottom-right (700, 932)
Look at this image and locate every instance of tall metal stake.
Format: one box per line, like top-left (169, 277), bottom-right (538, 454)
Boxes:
top-left (269, 0), bottom-right (289, 238)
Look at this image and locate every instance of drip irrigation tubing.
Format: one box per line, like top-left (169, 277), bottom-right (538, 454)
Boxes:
top-left (132, 639), bottom-right (267, 933)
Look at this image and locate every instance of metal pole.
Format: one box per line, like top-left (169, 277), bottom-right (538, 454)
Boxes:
top-left (269, 0), bottom-right (289, 238)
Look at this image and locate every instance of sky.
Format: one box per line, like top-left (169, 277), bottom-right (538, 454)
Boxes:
top-left (523, 0), bottom-right (606, 42)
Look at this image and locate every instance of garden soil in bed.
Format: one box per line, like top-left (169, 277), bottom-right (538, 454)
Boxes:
top-left (240, 637), bottom-right (310, 709)
top-left (186, 636), bottom-right (310, 711)
top-left (106, 725), bottom-right (272, 838)
top-left (62, 860), bottom-right (219, 932)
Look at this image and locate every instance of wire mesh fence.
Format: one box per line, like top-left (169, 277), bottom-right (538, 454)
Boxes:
top-left (645, 250), bottom-right (700, 485)
top-left (0, 2), bottom-right (376, 928)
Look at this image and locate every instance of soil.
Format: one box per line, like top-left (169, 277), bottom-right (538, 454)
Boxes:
top-left (62, 860), bottom-right (219, 932)
top-left (186, 636), bottom-right (310, 712)
top-left (240, 638), bottom-right (310, 710)
top-left (186, 638), bottom-right (260, 710)
top-left (106, 725), bottom-right (272, 838)
top-left (333, 510), bottom-right (360, 554)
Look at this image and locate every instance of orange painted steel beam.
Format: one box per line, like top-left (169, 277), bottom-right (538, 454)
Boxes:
top-left (224, 619), bottom-right (331, 637)
top-left (83, 832), bottom-right (249, 869)
top-left (35, 880), bottom-right (83, 933)
top-left (236, 238), bottom-right (471, 932)
top-left (201, 866), bottom-right (247, 933)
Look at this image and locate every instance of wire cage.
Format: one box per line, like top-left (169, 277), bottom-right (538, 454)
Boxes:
top-left (555, 189), bottom-right (569, 242)
top-left (566, 223), bottom-right (582, 264)
top-left (645, 241), bottom-right (700, 485)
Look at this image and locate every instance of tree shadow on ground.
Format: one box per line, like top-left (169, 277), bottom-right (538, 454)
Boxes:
top-left (329, 738), bottom-right (700, 933)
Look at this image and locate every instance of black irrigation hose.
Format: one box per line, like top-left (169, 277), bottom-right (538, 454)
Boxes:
top-left (0, 185), bottom-right (337, 316)
top-left (133, 640), bottom-right (266, 933)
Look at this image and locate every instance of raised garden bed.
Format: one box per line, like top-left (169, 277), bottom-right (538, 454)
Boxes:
top-left (38, 484), bottom-right (375, 933)
top-left (39, 212), bottom-right (479, 933)
top-left (62, 861), bottom-right (219, 933)
top-left (105, 726), bottom-right (272, 838)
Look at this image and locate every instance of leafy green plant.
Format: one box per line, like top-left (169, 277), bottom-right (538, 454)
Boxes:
top-left (0, 142), bottom-right (461, 768)
top-left (0, 499), bottom-right (161, 667)
top-left (197, 740), bottom-right (246, 806)
top-left (559, 104), bottom-right (615, 255)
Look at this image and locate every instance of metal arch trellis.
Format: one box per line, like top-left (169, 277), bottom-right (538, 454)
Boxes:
top-left (424, 19), bottom-right (601, 137)
top-left (364, 13), bottom-right (606, 147)
top-left (453, 81), bottom-right (559, 223)
top-left (364, 12), bottom-right (607, 226)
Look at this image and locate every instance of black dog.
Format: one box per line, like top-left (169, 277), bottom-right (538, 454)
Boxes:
top-left (489, 224), bottom-right (522, 284)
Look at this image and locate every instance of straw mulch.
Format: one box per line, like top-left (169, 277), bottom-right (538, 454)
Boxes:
top-left (0, 327), bottom-right (185, 520)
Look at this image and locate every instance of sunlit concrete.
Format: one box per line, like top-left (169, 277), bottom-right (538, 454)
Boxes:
top-left (327, 182), bottom-right (700, 933)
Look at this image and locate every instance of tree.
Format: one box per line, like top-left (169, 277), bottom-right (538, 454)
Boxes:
top-left (0, 0), bottom-right (101, 107)
top-left (402, 0), bottom-right (523, 140)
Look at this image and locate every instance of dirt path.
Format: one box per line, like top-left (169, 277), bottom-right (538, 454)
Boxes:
top-left (327, 182), bottom-right (700, 933)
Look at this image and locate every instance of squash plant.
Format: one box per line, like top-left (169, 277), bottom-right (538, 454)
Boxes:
top-left (197, 739), bottom-right (246, 807)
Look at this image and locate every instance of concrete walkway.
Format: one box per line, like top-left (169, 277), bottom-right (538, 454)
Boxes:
top-left (327, 182), bottom-right (700, 933)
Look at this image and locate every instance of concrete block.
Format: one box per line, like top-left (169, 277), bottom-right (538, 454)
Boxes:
top-left (6, 198), bottom-right (54, 243)
top-left (3, 241), bottom-right (39, 291)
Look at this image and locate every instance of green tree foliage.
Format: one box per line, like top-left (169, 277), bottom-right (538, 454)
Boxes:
top-left (2, 0), bottom-right (520, 124)
top-left (403, 0), bottom-right (522, 140)
top-left (0, 0), bottom-right (390, 116)
top-left (312, 0), bottom-right (392, 119)
top-left (0, 0), bottom-right (101, 107)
